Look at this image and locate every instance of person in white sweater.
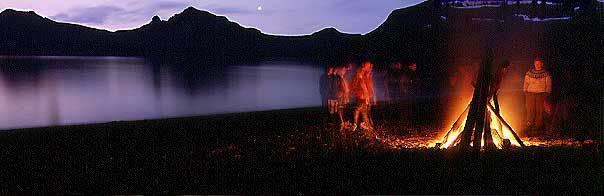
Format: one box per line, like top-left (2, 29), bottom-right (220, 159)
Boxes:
top-left (523, 57), bottom-right (552, 134)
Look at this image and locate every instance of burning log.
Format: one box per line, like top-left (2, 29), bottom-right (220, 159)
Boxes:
top-left (458, 49), bottom-right (493, 150)
top-left (486, 103), bottom-right (525, 147)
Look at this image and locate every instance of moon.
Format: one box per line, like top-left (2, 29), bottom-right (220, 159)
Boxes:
top-left (257, 5), bottom-right (262, 11)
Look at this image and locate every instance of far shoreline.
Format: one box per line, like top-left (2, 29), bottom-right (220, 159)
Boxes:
top-left (0, 106), bottom-right (324, 133)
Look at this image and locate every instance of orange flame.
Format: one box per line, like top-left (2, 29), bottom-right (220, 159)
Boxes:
top-left (435, 99), bottom-right (523, 149)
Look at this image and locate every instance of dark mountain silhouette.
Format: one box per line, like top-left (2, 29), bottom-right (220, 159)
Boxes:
top-left (0, 1), bottom-right (602, 66)
top-left (0, 9), bottom-right (114, 56)
top-left (0, 5), bottom-right (362, 64)
top-left (0, 1), bottom-right (457, 65)
top-left (0, 5), bottom-right (365, 64)
top-left (110, 7), bottom-right (265, 64)
top-left (364, 1), bottom-right (447, 65)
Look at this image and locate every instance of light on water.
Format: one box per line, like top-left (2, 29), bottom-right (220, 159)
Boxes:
top-left (0, 57), bottom-right (323, 130)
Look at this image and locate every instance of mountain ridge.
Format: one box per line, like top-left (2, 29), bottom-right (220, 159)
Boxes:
top-left (1, 1), bottom-right (601, 66)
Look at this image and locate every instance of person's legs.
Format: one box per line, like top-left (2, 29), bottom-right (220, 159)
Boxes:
top-left (353, 109), bottom-right (360, 127)
top-left (361, 105), bottom-right (370, 126)
top-left (353, 99), bottom-right (367, 131)
top-left (535, 93), bottom-right (546, 132)
top-left (337, 108), bottom-right (345, 125)
top-left (328, 99), bottom-right (336, 114)
top-left (525, 93), bottom-right (536, 130)
top-left (322, 96), bottom-right (328, 107)
top-left (337, 103), bottom-right (346, 130)
top-left (336, 104), bottom-right (349, 147)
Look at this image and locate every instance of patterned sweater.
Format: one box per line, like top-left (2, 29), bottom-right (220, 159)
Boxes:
top-left (523, 68), bottom-right (552, 94)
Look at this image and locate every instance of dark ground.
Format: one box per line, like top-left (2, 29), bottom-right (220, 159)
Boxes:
top-left (0, 99), bottom-right (602, 194)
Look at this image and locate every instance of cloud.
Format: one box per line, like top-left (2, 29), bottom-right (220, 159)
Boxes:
top-left (106, 1), bottom-right (188, 21)
top-left (154, 1), bottom-right (188, 9)
top-left (50, 1), bottom-right (189, 30)
top-left (52, 5), bottom-right (124, 24)
top-left (211, 6), bottom-right (256, 15)
top-left (28, 0), bottom-right (421, 34)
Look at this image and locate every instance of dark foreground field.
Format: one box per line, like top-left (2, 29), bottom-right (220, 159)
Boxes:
top-left (0, 104), bottom-right (602, 194)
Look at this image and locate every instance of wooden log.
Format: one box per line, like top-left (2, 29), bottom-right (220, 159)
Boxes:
top-left (459, 98), bottom-right (479, 148)
top-left (471, 54), bottom-right (493, 148)
top-left (472, 96), bottom-right (490, 148)
top-left (487, 104), bottom-right (526, 147)
top-left (460, 58), bottom-right (491, 148)
top-left (493, 94), bottom-right (501, 114)
top-left (441, 104), bottom-right (470, 143)
top-left (483, 111), bottom-right (495, 148)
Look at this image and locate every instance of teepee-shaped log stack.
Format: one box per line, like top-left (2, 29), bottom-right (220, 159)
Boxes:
top-left (437, 50), bottom-right (524, 150)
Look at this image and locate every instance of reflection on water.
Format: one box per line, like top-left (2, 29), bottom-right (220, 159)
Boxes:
top-left (0, 56), bottom-right (323, 130)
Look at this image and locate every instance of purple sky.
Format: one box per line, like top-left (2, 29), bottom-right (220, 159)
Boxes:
top-left (0, 0), bottom-right (425, 35)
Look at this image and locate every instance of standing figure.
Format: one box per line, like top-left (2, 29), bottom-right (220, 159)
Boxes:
top-left (351, 61), bottom-right (375, 131)
top-left (400, 63), bottom-right (420, 123)
top-left (523, 57), bottom-right (552, 135)
top-left (384, 61), bottom-right (404, 103)
top-left (319, 67), bottom-right (334, 107)
top-left (334, 66), bottom-right (350, 126)
top-left (326, 67), bottom-right (338, 115)
top-left (401, 63), bottom-right (419, 98)
top-left (490, 60), bottom-right (510, 113)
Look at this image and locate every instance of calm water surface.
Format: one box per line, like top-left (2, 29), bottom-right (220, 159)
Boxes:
top-left (0, 56), bottom-right (324, 130)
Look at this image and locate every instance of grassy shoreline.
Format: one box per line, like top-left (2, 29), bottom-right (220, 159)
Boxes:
top-left (1, 106), bottom-right (602, 194)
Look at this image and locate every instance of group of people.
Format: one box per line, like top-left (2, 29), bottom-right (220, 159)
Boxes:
top-left (319, 61), bottom-right (378, 132)
top-left (319, 61), bottom-right (421, 132)
top-left (383, 62), bottom-right (420, 103)
top-left (319, 56), bottom-right (554, 138)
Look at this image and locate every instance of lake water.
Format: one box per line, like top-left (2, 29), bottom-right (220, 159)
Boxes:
top-left (0, 56), bottom-right (326, 130)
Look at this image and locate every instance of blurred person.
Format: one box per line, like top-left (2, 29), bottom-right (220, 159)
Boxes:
top-left (333, 65), bottom-right (352, 146)
top-left (326, 66), bottom-right (338, 115)
top-left (523, 57), bottom-right (552, 135)
top-left (334, 65), bottom-right (350, 126)
top-left (323, 65), bottom-right (351, 148)
top-left (401, 63), bottom-right (419, 98)
top-left (345, 62), bottom-right (355, 82)
top-left (319, 66), bottom-right (334, 107)
top-left (351, 61), bottom-right (376, 131)
top-left (384, 61), bottom-right (404, 103)
top-left (490, 60), bottom-right (511, 113)
top-left (400, 63), bottom-right (420, 124)
top-left (446, 69), bottom-right (460, 94)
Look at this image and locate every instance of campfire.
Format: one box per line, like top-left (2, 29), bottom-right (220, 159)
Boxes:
top-left (435, 51), bottom-right (525, 150)
top-left (436, 100), bottom-right (524, 149)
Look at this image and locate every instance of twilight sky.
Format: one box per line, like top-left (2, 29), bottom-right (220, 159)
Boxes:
top-left (0, 0), bottom-right (425, 35)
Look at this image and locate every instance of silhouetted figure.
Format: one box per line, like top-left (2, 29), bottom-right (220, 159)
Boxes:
top-left (327, 67), bottom-right (339, 115)
top-left (333, 66), bottom-right (350, 126)
top-left (323, 64), bottom-right (351, 148)
top-left (446, 69), bottom-right (461, 95)
top-left (351, 61), bottom-right (375, 131)
top-left (401, 63), bottom-right (420, 99)
top-left (524, 57), bottom-right (552, 135)
top-left (384, 62), bottom-right (404, 102)
top-left (319, 67), bottom-right (334, 107)
top-left (490, 60), bottom-right (511, 113)
top-left (400, 63), bottom-right (420, 124)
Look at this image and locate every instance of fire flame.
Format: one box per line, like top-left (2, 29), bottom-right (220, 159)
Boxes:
top-left (436, 99), bottom-right (523, 149)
